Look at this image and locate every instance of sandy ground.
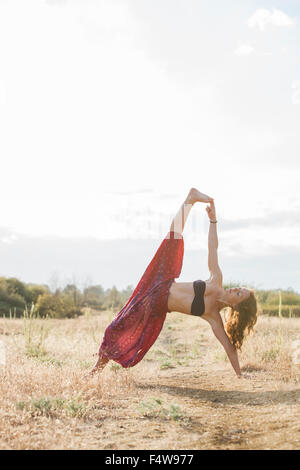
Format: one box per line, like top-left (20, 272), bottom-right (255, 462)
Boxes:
top-left (0, 312), bottom-right (299, 450)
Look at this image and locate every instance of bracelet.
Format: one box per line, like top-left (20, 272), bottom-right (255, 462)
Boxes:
top-left (210, 220), bottom-right (217, 223)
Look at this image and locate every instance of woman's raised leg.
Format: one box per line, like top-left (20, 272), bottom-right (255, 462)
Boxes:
top-left (170, 187), bottom-right (213, 235)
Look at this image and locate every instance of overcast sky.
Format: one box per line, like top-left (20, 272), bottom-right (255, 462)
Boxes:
top-left (0, 0), bottom-right (300, 292)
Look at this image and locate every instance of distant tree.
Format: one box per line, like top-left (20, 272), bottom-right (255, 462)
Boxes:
top-left (26, 284), bottom-right (49, 304)
top-left (0, 277), bottom-right (27, 315)
top-left (256, 290), bottom-right (269, 304)
top-left (103, 285), bottom-right (122, 311)
top-left (120, 284), bottom-right (134, 305)
top-left (35, 293), bottom-right (80, 318)
top-left (83, 285), bottom-right (105, 309)
top-left (62, 284), bottom-right (82, 307)
top-left (48, 271), bottom-right (61, 293)
top-left (5, 278), bottom-right (28, 299)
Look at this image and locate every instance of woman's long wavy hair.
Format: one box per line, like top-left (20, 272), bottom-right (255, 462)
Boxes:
top-left (225, 289), bottom-right (258, 350)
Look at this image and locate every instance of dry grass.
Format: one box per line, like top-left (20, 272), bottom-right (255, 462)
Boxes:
top-left (0, 311), bottom-right (299, 450)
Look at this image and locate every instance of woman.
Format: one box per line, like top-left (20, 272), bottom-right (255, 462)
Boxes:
top-left (89, 188), bottom-right (257, 378)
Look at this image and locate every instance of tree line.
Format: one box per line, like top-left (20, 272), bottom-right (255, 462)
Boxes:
top-left (0, 276), bottom-right (300, 318)
top-left (0, 276), bottom-right (134, 318)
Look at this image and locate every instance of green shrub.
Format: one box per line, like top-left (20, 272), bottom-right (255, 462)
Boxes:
top-left (17, 396), bottom-right (89, 418)
top-left (0, 278), bottom-right (50, 317)
top-left (35, 293), bottom-right (80, 318)
top-left (260, 305), bottom-right (300, 318)
top-left (257, 289), bottom-right (300, 306)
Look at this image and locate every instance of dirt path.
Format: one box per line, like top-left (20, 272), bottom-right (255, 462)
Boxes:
top-left (0, 314), bottom-right (299, 449)
top-left (92, 361), bottom-right (300, 450)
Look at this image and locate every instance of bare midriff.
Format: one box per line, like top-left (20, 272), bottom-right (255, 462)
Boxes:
top-left (167, 281), bottom-right (196, 314)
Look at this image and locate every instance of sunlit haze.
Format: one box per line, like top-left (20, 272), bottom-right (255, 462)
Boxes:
top-left (0, 0), bottom-right (300, 291)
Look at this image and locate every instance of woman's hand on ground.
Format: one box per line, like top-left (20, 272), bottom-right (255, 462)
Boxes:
top-left (237, 373), bottom-right (253, 379)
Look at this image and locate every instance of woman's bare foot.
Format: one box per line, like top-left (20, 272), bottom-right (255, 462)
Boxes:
top-left (83, 356), bottom-right (109, 379)
top-left (187, 187), bottom-right (214, 205)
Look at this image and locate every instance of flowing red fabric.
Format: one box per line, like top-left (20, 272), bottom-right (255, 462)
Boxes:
top-left (98, 231), bottom-right (184, 368)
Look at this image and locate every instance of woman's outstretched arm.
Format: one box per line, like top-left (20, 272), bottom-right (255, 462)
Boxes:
top-left (206, 201), bottom-right (223, 283)
top-left (170, 187), bottom-right (213, 235)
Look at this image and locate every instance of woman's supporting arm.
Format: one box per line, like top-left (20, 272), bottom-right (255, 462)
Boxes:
top-left (210, 319), bottom-right (242, 377)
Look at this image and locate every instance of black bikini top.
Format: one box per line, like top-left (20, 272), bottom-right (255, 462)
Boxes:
top-left (190, 280), bottom-right (206, 317)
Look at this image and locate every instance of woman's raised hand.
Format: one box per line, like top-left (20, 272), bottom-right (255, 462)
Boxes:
top-left (206, 200), bottom-right (217, 222)
top-left (188, 187), bottom-right (214, 204)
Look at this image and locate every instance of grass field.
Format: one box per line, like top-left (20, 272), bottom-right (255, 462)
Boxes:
top-left (0, 310), bottom-right (299, 450)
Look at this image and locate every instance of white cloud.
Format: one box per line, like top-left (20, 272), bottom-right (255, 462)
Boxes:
top-left (234, 44), bottom-right (254, 56)
top-left (248, 8), bottom-right (296, 32)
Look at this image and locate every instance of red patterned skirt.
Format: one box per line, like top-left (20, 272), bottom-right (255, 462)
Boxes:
top-left (98, 231), bottom-right (184, 368)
